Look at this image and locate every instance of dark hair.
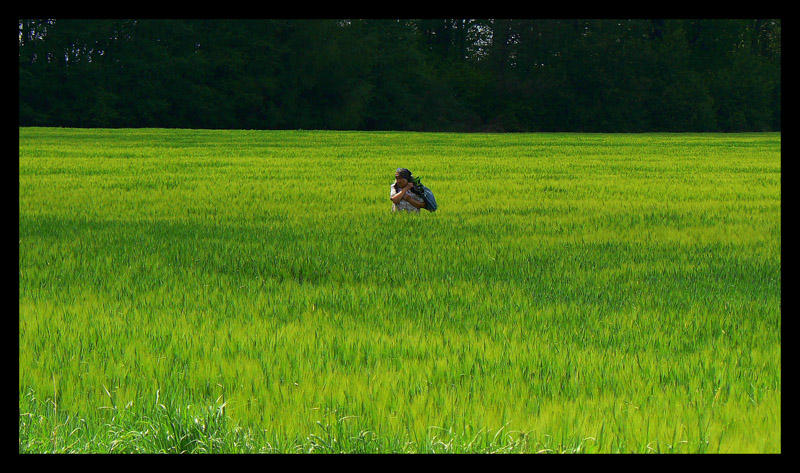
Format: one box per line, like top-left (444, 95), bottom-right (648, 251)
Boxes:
top-left (396, 168), bottom-right (412, 180)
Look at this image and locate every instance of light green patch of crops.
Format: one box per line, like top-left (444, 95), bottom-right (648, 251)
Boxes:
top-left (19, 128), bottom-right (780, 453)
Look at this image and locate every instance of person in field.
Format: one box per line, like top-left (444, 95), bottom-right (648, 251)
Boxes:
top-left (391, 168), bottom-right (426, 213)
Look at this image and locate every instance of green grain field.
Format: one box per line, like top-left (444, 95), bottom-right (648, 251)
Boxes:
top-left (18, 127), bottom-right (781, 453)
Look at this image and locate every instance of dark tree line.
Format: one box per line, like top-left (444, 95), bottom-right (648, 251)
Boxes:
top-left (19, 19), bottom-right (781, 132)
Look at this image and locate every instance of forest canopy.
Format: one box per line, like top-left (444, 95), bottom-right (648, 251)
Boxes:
top-left (19, 19), bottom-right (781, 132)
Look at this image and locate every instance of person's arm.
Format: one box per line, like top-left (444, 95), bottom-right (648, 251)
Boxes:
top-left (403, 192), bottom-right (426, 209)
top-left (391, 183), bottom-right (414, 204)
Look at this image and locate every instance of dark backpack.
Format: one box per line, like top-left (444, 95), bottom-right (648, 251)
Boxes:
top-left (410, 176), bottom-right (437, 212)
top-left (420, 185), bottom-right (437, 212)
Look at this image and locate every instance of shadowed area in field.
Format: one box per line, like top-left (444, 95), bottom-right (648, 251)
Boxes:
top-left (20, 213), bottom-right (781, 320)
